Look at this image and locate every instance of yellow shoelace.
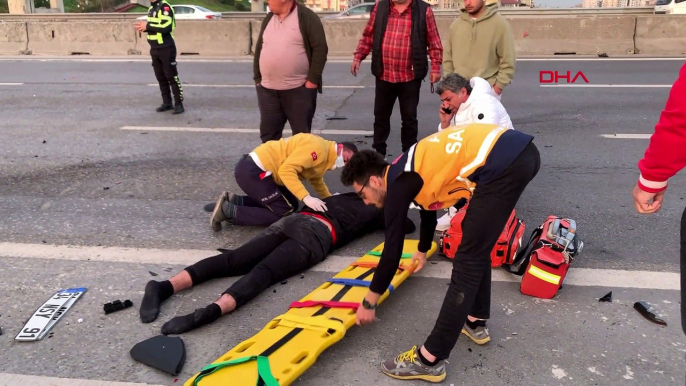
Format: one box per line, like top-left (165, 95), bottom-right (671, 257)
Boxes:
top-left (396, 346), bottom-right (418, 363)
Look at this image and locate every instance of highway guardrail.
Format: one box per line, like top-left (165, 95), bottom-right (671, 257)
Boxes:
top-left (0, 6), bottom-right (659, 20)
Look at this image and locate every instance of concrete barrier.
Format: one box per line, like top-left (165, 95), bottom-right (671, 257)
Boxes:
top-left (26, 21), bottom-right (137, 55)
top-left (635, 15), bottom-right (686, 55)
top-left (507, 16), bottom-right (636, 55)
top-left (322, 19), bottom-right (368, 57)
top-left (171, 20), bottom-right (251, 56)
top-left (0, 22), bottom-right (29, 55)
top-left (6, 16), bottom-right (686, 57)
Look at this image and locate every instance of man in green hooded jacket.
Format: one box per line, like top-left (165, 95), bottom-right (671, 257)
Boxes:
top-left (442, 0), bottom-right (516, 100)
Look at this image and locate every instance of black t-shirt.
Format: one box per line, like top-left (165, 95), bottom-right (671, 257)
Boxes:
top-left (299, 192), bottom-right (416, 251)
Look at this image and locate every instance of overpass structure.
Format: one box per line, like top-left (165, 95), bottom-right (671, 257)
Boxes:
top-left (0, 8), bottom-right (683, 57)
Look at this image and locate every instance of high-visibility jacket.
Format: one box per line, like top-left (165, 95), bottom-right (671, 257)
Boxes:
top-left (386, 122), bottom-right (533, 211)
top-left (250, 133), bottom-right (338, 201)
top-left (145, 0), bottom-right (176, 48)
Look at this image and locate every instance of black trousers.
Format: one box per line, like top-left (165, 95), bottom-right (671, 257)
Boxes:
top-left (424, 141), bottom-right (541, 360)
top-left (184, 216), bottom-right (331, 308)
top-left (681, 207), bottom-right (686, 335)
top-left (256, 84), bottom-right (317, 143)
top-left (373, 78), bottom-right (422, 156)
top-left (233, 155), bottom-right (299, 227)
top-left (151, 45), bottom-right (183, 105)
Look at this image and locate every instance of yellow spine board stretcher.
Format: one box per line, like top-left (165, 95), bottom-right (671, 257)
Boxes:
top-left (184, 239), bottom-right (437, 386)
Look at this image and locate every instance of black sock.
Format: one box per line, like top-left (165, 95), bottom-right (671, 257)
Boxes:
top-left (161, 303), bottom-right (222, 335)
top-left (466, 318), bottom-right (486, 329)
top-left (140, 280), bottom-right (174, 323)
top-left (416, 347), bottom-right (439, 366)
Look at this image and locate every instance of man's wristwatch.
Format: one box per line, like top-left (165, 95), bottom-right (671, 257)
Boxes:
top-left (362, 298), bottom-right (376, 310)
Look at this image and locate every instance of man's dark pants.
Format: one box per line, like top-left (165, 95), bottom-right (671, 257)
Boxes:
top-left (256, 84), bottom-right (318, 143)
top-left (423, 141), bottom-right (541, 359)
top-left (372, 77), bottom-right (423, 156)
top-left (184, 215), bottom-right (331, 308)
top-left (151, 46), bottom-right (183, 105)
top-left (232, 155), bottom-right (299, 227)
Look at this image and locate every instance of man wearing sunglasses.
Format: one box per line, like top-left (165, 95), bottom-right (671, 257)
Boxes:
top-left (340, 123), bottom-right (539, 382)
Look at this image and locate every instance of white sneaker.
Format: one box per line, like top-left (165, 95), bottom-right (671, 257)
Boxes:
top-left (436, 206), bottom-right (458, 231)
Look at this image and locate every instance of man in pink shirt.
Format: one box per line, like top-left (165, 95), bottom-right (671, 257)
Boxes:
top-left (633, 59), bottom-right (686, 334)
top-left (253, 0), bottom-right (328, 142)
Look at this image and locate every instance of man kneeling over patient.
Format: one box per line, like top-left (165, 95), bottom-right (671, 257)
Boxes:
top-left (140, 192), bottom-right (416, 334)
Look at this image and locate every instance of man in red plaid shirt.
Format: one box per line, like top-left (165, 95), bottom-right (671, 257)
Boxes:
top-left (351, 0), bottom-right (443, 158)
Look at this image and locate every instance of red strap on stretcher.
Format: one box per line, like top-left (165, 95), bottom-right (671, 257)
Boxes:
top-left (289, 300), bottom-right (359, 310)
top-left (350, 262), bottom-right (411, 271)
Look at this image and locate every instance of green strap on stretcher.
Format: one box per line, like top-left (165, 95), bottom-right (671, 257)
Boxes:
top-left (366, 250), bottom-right (413, 259)
top-left (193, 355), bottom-right (278, 386)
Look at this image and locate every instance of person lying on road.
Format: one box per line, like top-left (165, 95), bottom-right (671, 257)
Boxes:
top-left (141, 192), bottom-right (416, 335)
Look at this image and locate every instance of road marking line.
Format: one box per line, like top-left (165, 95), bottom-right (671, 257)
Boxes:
top-left (540, 84), bottom-right (672, 88)
top-left (119, 126), bottom-right (373, 135)
top-left (146, 83), bottom-right (367, 89)
top-left (519, 57), bottom-right (686, 61)
top-left (0, 373), bottom-right (164, 386)
top-left (600, 133), bottom-right (652, 139)
top-left (0, 242), bottom-right (679, 290)
top-left (0, 82), bottom-right (23, 85)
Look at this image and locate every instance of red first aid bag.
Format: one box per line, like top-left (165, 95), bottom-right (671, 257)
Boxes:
top-left (438, 203), bottom-right (526, 268)
top-left (505, 215), bottom-right (584, 299)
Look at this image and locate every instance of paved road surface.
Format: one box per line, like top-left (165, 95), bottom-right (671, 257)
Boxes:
top-left (0, 56), bottom-right (684, 386)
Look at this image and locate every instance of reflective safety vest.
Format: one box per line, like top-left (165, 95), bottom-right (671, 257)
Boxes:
top-left (387, 123), bottom-right (510, 211)
top-left (146, 0), bottom-right (176, 47)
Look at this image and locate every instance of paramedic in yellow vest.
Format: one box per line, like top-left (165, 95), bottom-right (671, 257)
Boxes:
top-left (134, 0), bottom-right (184, 114)
top-left (210, 133), bottom-right (358, 230)
top-left (340, 123), bottom-right (540, 382)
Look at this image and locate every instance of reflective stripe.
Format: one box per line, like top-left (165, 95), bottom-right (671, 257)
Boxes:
top-left (459, 127), bottom-right (506, 177)
top-left (528, 265), bottom-right (561, 285)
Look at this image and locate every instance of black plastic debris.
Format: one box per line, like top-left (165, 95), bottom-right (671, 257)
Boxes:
top-left (104, 299), bottom-right (133, 314)
top-left (0, 327), bottom-right (3, 336)
top-left (149, 271), bottom-right (158, 277)
top-left (599, 291), bottom-right (612, 302)
top-left (326, 116), bottom-right (347, 120)
top-left (634, 301), bottom-right (667, 326)
top-left (130, 335), bottom-right (186, 376)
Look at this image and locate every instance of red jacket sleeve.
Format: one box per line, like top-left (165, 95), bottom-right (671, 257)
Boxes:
top-left (637, 60), bottom-right (686, 193)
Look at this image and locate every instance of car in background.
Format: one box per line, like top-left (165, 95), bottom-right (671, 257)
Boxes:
top-left (137, 5), bottom-right (222, 20)
top-left (323, 2), bottom-right (375, 19)
top-left (654, 0), bottom-right (686, 14)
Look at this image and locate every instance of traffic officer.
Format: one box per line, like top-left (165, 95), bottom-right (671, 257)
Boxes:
top-left (340, 123), bottom-right (540, 382)
top-left (134, 0), bottom-right (184, 114)
top-left (210, 133), bottom-right (359, 230)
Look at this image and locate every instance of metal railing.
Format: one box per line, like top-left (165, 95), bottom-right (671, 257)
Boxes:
top-left (0, 6), bottom-right (659, 20)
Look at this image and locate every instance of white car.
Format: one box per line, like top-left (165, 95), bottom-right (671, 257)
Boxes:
top-left (137, 5), bottom-right (222, 20)
top-left (323, 2), bottom-right (375, 19)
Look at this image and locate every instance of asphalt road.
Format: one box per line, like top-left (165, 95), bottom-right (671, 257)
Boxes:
top-left (0, 57), bottom-right (684, 386)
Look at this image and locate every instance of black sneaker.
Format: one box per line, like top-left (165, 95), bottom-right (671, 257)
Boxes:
top-left (173, 104), bottom-right (185, 115)
top-left (156, 104), bottom-right (173, 112)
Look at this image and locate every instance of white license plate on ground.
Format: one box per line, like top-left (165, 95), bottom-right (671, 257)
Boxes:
top-left (15, 287), bottom-right (87, 342)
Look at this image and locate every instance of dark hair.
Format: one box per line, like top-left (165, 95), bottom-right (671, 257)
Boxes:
top-left (340, 149), bottom-right (388, 186)
top-left (340, 141), bottom-right (359, 154)
top-left (436, 73), bottom-right (472, 95)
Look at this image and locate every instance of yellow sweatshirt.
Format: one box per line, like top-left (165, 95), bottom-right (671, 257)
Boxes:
top-left (251, 133), bottom-right (337, 201)
top-left (442, 3), bottom-right (516, 90)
